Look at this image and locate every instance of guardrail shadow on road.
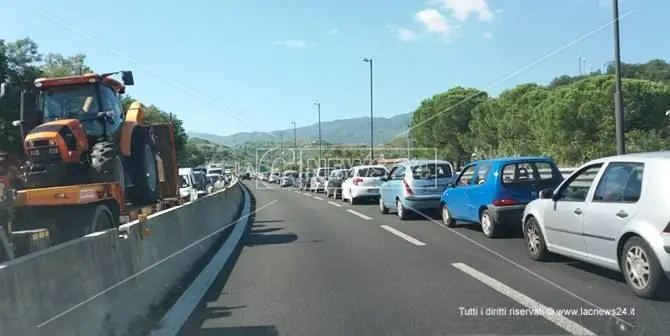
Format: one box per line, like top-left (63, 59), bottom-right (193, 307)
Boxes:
top-left (194, 325), bottom-right (280, 336)
top-left (253, 220), bottom-right (284, 224)
top-left (202, 305), bottom-right (247, 319)
top-left (250, 227), bottom-right (284, 234)
top-left (244, 231), bottom-right (298, 247)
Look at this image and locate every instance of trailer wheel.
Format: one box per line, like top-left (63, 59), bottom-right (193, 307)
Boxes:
top-left (127, 131), bottom-right (159, 205)
top-left (82, 205), bottom-right (115, 236)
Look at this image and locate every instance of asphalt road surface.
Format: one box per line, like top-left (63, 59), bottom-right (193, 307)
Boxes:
top-left (178, 181), bottom-right (670, 336)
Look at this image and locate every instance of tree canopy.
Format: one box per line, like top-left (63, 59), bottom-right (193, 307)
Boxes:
top-left (409, 59), bottom-right (670, 168)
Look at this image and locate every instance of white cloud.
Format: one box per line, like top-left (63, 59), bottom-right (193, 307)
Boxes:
top-left (483, 31), bottom-right (493, 39)
top-left (389, 26), bottom-right (417, 41)
top-left (440, 0), bottom-right (495, 21)
top-left (415, 9), bottom-right (452, 36)
top-left (273, 40), bottom-right (308, 48)
top-left (328, 28), bottom-right (339, 35)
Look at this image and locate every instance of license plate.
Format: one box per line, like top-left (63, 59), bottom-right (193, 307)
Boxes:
top-left (367, 188), bottom-right (378, 193)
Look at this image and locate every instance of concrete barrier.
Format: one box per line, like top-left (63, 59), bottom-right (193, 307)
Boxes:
top-left (0, 179), bottom-right (245, 336)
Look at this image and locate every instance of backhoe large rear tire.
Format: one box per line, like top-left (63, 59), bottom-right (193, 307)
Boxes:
top-left (127, 131), bottom-right (159, 205)
top-left (90, 141), bottom-right (125, 187)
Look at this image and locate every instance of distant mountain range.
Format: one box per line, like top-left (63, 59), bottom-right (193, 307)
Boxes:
top-left (189, 112), bottom-right (413, 146)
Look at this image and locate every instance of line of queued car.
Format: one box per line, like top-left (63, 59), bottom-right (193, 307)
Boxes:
top-left (260, 151), bottom-right (670, 299)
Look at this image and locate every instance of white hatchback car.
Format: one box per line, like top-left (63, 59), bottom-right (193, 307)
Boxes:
top-left (522, 152), bottom-right (670, 299)
top-left (341, 165), bottom-right (389, 204)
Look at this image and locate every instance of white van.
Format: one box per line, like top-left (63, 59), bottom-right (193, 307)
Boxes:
top-left (179, 168), bottom-right (199, 202)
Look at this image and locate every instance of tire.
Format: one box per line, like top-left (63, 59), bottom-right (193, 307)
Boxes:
top-left (82, 205), bottom-right (115, 236)
top-left (396, 199), bottom-right (409, 220)
top-left (524, 217), bottom-right (549, 261)
top-left (441, 203), bottom-right (456, 228)
top-left (127, 131), bottom-right (160, 205)
top-left (621, 236), bottom-right (668, 299)
top-left (480, 209), bottom-right (498, 238)
top-left (379, 197), bottom-right (389, 214)
top-left (90, 141), bottom-right (124, 185)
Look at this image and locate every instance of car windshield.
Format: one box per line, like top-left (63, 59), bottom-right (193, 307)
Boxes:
top-left (411, 163), bottom-right (453, 179)
top-left (318, 168), bottom-right (334, 177)
top-left (179, 175), bottom-right (190, 188)
top-left (330, 170), bottom-right (346, 178)
top-left (357, 167), bottom-right (387, 177)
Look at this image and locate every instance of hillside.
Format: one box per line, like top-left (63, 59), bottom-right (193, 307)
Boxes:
top-left (189, 113), bottom-right (412, 146)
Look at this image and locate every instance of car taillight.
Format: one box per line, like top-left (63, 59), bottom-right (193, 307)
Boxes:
top-left (353, 177), bottom-right (364, 185)
top-left (493, 199), bottom-right (517, 206)
top-left (403, 180), bottom-right (413, 195)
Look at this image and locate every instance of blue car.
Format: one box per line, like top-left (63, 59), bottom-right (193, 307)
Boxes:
top-left (440, 156), bottom-right (563, 238)
top-left (379, 160), bottom-right (455, 220)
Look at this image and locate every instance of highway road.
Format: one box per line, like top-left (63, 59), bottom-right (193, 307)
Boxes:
top-left (177, 181), bottom-right (670, 336)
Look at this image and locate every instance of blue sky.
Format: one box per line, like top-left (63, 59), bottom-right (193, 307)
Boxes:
top-left (0, 0), bottom-right (665, 137)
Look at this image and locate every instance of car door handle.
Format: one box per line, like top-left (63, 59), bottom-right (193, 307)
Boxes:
top-left (573, 208), bottom-right (583, 215)
top-left (616, 210), bottom-right (628, 218)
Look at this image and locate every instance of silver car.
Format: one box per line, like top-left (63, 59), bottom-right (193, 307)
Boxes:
top-left (310, 167), bottom-right (335, 192)
top-left (522, 152), bottom-right (669, 299)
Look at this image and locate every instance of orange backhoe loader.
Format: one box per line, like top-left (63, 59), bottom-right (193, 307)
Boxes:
top-left (0, 71), bottom-right (180, 251)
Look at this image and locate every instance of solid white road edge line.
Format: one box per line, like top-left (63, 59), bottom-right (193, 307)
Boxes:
top-left (313, 196), bottom-right (324, 200)
top-left (328, 201), bottom-right (342, 207)
top-left (452, 262), bottom-right (595, 336)
top-left (148, 187), bottom-right (261, 336)
top-left (303, 193), bottom-right (310, 196)
top-left (346, 209), bottom-right (373, 220)
top-left (379, 225), bottom-right (426, 246)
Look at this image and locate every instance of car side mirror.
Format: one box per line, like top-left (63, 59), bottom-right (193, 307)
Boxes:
top-left (379, 176), bottom-right (387, 182)
top-left (446, 182), bottom-right (455, 189)
top-left (539, 188), bottom-right (554, 199)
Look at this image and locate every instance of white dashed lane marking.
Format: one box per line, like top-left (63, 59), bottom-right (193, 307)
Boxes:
top-left (346, 209), bottom-right (372, 220)
top-left (379, 225), bottom-right (426, 246)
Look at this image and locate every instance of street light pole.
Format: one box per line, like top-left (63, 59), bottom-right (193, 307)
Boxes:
top-left (612, 0), bottom-right (625, 155)
top-left (290, 121), bottom-right (297, 165)
top-left (290, 121), bottom-right (297, 150)
top-left (407, 124), bottom-right (411, 159)
top-left (363, 58), bottom-right (374, 163)
top-left (314, 102), bottom-right (322, 166)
